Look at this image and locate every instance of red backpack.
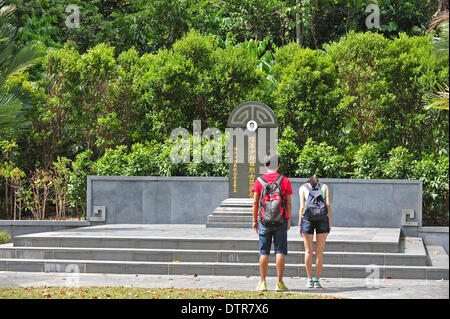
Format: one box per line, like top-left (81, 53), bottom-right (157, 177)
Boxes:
top-left (257, 174), bottom-right (286, 226)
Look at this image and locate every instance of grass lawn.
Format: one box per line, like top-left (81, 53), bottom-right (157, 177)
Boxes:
top-left (0, 286), bottom-right (342, 299)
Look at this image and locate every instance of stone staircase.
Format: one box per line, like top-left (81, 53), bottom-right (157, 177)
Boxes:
top-left (0, 224), bottom-right (448, 280)
top-left (206, 198), bottom-right (254, 228)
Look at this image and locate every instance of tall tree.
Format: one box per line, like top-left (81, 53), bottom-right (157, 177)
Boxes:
top-left (0, 1), bottom-right (41, 130)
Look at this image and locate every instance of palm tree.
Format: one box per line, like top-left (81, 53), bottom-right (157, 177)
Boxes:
top-left (0, 1), bottom-right (42, 129)
top-left (424, 12), bottom-right (449, 111)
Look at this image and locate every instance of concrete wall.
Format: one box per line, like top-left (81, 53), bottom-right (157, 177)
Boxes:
top-left (88, 176), bottom-right (227, 225)
top-left (88, 176), bottom-right (422, 230)
top-left (289, 178), bottom-right (422, 228)
top-left (0, 220), bottom-right (90, 237)
top-left (418, 227), bottom-right (449, 254)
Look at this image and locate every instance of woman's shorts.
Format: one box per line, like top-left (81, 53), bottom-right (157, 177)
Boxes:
top-left (300, 218), bottom-right (330, 235)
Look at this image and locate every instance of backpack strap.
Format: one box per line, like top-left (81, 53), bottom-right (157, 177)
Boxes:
top-left (304, 183), bottom-right (313, 192)
top-left (274, 174), bottom-right (284, 186)
top-left (258, 176), bottom-right (268, 188)
top-left (274, 174), bottom-right (286, 208)
top-left (257, 176), bottom-right (267, 213)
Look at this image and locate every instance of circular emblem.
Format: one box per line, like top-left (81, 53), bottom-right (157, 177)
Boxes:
top-left (246, 120), bottom-right (258, 132)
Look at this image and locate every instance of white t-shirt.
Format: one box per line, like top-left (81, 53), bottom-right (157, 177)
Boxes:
top-left (299, 183), bottom-right (327, 205)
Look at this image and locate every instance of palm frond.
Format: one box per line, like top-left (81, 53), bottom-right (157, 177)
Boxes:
top-left (0, 44), bottom-right (43, 80)
top-left (424, 84), bottom-right (449, 111)
top-left (0, 89), bottom-right (29, 129)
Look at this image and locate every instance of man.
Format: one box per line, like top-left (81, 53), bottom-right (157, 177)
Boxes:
top-left (251, 152), bottom-right (293, 291)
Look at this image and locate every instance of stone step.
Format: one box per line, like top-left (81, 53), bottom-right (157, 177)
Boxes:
top-left (218, 198), bottom-right (253, 207)
top-left (426, 245), bottom-right (449, 268)
top-left (207, 198), bottom-right (254, 227)
top-left (0, 258), bottom-right (446, 279)
top-left (13, 236), bottom-right (400, 253)
top-left (206, 222), bottom-right (254, 228)
top-left (0, 246), bottom-right (427, 266)
top-left (207, 215), bottom-right (254, 223)
top-left (211, 208), bottom-right (253, 214)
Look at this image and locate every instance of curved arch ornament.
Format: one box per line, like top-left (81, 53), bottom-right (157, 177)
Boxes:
top-left (227, 101), bottom-right (277, 128)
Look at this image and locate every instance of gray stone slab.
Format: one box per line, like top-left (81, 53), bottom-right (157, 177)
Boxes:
top-left (134, 250), bottom-right (173, 262)
top-left (0, 246), bottom-right (428, 266)
top-left (86, 176), bottom-right (422, 230)
top-left (213, 263), bottom-right (256, 276)
top-left (169, 263), bottom-right (213, 276)
top-left (13, 224), bottom-right (401, 241)
top-left (342, 265), bottom-right (377, 279)
top-left (126, 263), bottom-right (168, 275)
top-left (0, 256), bottom-right (447, 279)
top-left (426, 245), bottom-right (449, 268)
top-left (342, 254), bottom-right (385, 265)
top-left (384, 266), bottom-right (427, 280)
top-left (85, 262), bottom-right (125, 274)
top-left (174, 251), bottom-right (218, 263)
top-left (426, 268), bottom-right (449, 280)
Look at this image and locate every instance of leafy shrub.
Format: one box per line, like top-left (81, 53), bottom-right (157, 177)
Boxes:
top-left (382, 146), bottom-right (414, 179)
top-left (0, 232), bottom-right (11, 244)
top-left (67, 150), bottom-right (94, 214)
top-left (295, 138), bottom-right (349, 178)
top-left (140, 30), bottom-right (269, 138)
top-left (411, 155), bottom-right (449, 225)
top-left (274, 47), bottom-right (340, 146)
top-left (352, 143), bottom-right (384, 179)
top-left (277, 125), bottom-right (300, 177)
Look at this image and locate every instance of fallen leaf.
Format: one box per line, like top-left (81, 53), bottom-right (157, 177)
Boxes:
top-left (245, 275), bottom-right (250, 278)
top-left (193, 273), bottom-right (198, 278)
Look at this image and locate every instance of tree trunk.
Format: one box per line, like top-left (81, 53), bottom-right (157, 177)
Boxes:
top-left (296, 0), bottom-right (302, 45)
top-left (13, 192), bottom-right (16, 220)
top-left (438, 0), bottom-right (449, 14)
top-left (5, 181), bottom-right (9, 219)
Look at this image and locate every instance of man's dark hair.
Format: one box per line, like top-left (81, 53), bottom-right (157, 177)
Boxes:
top-left (264, 152), bottom-right (280, 170)
top-left (307, 176), bottom-right (319, 188)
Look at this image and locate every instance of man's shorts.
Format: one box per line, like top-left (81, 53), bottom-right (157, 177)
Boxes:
top-left (300, 218), bottom-right (330, 235)
top-left (258, 220), bottom-right (288, 255)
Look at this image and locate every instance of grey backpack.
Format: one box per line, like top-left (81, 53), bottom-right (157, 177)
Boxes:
top-left (304, 183), bottom-right (328, 222)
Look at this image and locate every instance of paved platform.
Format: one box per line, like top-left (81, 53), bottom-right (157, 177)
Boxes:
top-left (0, 272), bottom-right (447, 299)
top-left (14, 224), bottom-right (400, 242)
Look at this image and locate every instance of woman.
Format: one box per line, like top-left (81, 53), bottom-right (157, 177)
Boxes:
top-left (299, 176), bottom-right (331, 288)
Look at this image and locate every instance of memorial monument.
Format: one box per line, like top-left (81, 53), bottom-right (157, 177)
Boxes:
top-left (206, 101), bottom-right (278, 227)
